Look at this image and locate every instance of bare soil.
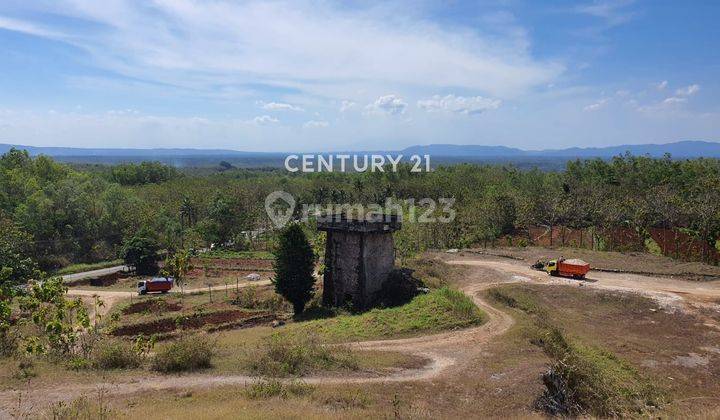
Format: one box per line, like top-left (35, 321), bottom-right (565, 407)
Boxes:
top-left (470, 246), bottom-right (720, 281)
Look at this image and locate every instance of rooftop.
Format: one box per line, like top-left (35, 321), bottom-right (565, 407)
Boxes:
top-left (316, 212), bottom-right (401, 233)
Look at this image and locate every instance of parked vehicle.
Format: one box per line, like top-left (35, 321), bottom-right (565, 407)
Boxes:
top-left (544, 258), bottom-right (590, 279)
top-left (137, 277), bottom-right (173, 295)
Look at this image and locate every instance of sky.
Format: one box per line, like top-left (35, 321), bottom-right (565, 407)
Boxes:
top-left (0, 0), bottom-right (719, 152)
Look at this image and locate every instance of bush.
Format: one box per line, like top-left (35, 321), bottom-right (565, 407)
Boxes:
top-left (92, 339), bottom-right (142, 369)
top-left (245, 333), bottom-right (358, 376)
top-left (152, 335), bottom-right (214, 372)
top-left (379, 268), bottom-right (424, 307)
top-left (244, 379), bottom-right (314, 399)
top-left (535, 328), bottom-right (664, 417)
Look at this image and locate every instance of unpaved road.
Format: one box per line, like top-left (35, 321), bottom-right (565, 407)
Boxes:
top-left (3, 256), bottom-right (719, 415)
top-left (61, 265), bottom-right (128, 282)
top-left (446, 258), bottom-right (720, 308)
top-left (66, 280), bottom-right (273, 318)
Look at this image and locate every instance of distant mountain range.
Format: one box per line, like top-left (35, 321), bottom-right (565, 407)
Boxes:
top-left (1, 140), bottom-right (719, 168)
top-left (399, 141), bottom-right (720, 158)
top-left (0, 144), bottom-right (266, 157)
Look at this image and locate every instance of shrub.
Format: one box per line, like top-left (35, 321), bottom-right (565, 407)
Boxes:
top-left (379, 268), bottom-right (424, 307)
top-left (536, 329), bottom-right (664, 417)
top-left (245, 333), bottom-right (358, 376)
top-left (50, 388), bottom-right (112, 419)
top-left (92, 339), bottom-right (142, 369)
top-left (244, 379), bottom-right (314, 399)
top-left (151, 335), bottom-right (214, 372)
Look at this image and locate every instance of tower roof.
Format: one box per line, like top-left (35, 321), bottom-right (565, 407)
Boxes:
top-left (317, 212), bottom-right (401, 233)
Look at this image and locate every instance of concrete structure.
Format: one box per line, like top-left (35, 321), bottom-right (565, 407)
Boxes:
top-left (318, 213), bottom-right (401, 310)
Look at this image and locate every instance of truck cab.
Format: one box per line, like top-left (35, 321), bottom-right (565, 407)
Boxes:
top-left (544, 258), bottom-right (589, 279)
top-left (137, 280), bottom-right (152, 295)
top-left (545, 259), bottom-right (559, 276)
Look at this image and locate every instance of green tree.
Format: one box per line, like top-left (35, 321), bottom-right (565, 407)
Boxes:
top-left (122, 232), bottom-right (160, 275)
top-left (272, 224), bottom-right (316, 315)
top-left (0, 220), bottom-right (41, 294)
top-left (161, 250), bottom-right (193, 293)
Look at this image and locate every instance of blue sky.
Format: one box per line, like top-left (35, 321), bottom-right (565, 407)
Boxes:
top-left (0, 0), bottom-right (718, 151)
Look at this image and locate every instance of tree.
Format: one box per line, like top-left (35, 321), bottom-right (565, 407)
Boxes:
top-left (122, 233), bottom-right (160, 275)
top-left (161, 250), bottom-right (193, 294)
top-left (272, 224), bottom-right (316, 315)
top-left (0, 220), bottom-right (41, 294)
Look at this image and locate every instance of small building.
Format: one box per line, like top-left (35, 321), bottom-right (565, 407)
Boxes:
top-left (318, 213), bottom-right (401, 310)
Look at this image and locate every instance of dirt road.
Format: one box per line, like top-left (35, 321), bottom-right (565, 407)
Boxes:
top-left (61, 265), bottom-right (128, 282)
top-left (3, 256), bottom-right (719, 415)
top-left (446, 257), bottom-right (720, 308)
top-left (66, 280), bottom-right (273, 318)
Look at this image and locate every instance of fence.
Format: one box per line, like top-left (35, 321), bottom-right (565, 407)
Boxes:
top-left (519, 225), bottom-right (719, 264)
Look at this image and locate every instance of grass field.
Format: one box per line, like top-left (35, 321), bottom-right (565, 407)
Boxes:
top-left (285, 287), bottom-right (484, 342)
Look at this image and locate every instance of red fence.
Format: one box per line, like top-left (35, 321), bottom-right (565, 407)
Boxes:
top-left (520, 225), bottom-right (719, 264)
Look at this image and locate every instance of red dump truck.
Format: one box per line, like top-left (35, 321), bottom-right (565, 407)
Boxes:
top-left (137, 277), bottom-right (173, 295)
top-left (544, 258), bottom-right (590, 279)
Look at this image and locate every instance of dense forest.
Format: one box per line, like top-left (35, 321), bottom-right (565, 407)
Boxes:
top-left (1, 148), bottom-right (720, 275)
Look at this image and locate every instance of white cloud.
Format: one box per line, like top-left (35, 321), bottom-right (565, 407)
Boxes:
top-left (0, 1), bottom-right (562, 99)
top-left (656, 80), bottom-right (668, 90)
top-left (366, 95), bottom-right (407, 116)
top-left (251, 115), bottom-right (279, 125)
top-left (675, 84), bottom-right (700, 97)
top-left (583, 98), bottom-right (609, 112)
top-left (0, 16), bottom-right (64, 38)
top-left (575, 0), bottom-right (637, 26)
top-left (260, 102), bottom-right (304, 112)
top-left (636, 96), bottom-right (688, 113)
top-left (303, 120), bottom-right (329, 128)
top-left (340, 100), bottom-right (356, 112)
top-left (662, 97), bottom-right (687, 105)
top-left (417, 94), bottom-right (501, 115)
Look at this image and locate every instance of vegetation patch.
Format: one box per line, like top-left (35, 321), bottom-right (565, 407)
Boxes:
top-left (245, 333), bottom-right (359, 376)
top-left (404, 258), bottom-right (461, 288)
top-left (91, 339), bottom-right (142, 369)
top-left (489, 286), bottom-right (665, 417)
top-left (110, 308), bottom-right (272, 336)
top-left (151, 335), bottom-right (215, 372)
top-left (121, 299), bottom-right (182, 315)
top-left (244, 378), bottom-right (314, 399)
top-left (287, 287), bottom-right (484, 342)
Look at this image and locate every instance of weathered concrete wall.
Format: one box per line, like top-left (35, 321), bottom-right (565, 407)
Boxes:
top-left (323, 230), bottom-right (396, 309)
top-left (324, 231), bottom-right (362, 307)
top-left (361, 232), bottom-right (395, 305)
